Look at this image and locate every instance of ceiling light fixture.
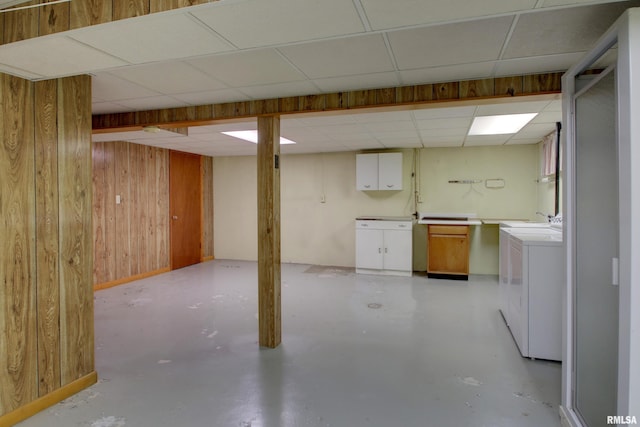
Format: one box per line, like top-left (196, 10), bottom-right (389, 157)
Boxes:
top-left (0, 0), bottom-right (71, 13)
top-left (468, 113), bottom-right (538, 136)
top-left (222, 130), bottom-right (296, 145)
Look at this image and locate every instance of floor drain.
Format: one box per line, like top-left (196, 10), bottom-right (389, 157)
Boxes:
top-left (367, 303), bottom-right (382, 309)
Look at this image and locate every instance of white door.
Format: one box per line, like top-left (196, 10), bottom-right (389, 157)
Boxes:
top-left (382, 229), bottom-right (411, 271)
top-left (562, 9), bottom-right (640, 424)
top-left (573, 68), bottom-right (619, 426)
top-left (356, 229), bottom-right (383, 269)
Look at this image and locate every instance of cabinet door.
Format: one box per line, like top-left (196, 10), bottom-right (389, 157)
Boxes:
top-left (378, 152), bottom-right (402, 190)
top-left (356, 229), bottom-right (383, 269)
top-left (382, 229), bottom-right (412, 271)
top-left (427, 226), bottom-right (469, 275)
top-left (356, 154), bottom-right (378, 190)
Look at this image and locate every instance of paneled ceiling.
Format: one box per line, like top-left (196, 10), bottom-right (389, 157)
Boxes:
top-left (1, 0), bottom-right (636, 156)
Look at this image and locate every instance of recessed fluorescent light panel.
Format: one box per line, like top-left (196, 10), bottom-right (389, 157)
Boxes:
top-left (222, 130), bottom-right (296, 145)
top-left (468, 113), bottom-right (538, 135)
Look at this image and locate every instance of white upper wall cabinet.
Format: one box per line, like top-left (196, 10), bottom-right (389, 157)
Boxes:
top-left (356, 152), bottom-right (402, 190)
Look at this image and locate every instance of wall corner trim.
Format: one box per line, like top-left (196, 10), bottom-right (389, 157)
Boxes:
top-left (0, 371), bottom-right (98, 427)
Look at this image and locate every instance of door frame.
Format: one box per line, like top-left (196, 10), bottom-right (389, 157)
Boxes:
top-left (561, 8), bottom-right (640, 426)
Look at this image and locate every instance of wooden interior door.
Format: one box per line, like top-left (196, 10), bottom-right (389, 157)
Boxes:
top-left (170, 151), bottom-right (202, 270)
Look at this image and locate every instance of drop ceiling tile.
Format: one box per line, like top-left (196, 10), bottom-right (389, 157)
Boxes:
top-left (280, 118), bottom-right (309, 129)
top-left (0, 64), bottom-right (43, 80)
top-left (114, 95), bottom-right (191, 111)
top-left (416, 118), bottom-right (472, 130)
top-left (389, 141), bottom-right (424, 149)
top-left (422, 137), bottom-right (464, 148)
top-left (503, 3), bottom-right (635, 58)
top-left (543, 100), bottom-right (563, 112)
top-left (363, 121), bottom-right (417, 133)
top-left (341, 138), bottom-right (380, 148)
top-left (399, 62), bottom-right (496, 86)
top-left (238, 81), bottom-right (320, 100)
top-left (464, 135), bottom-right (511, 146)
top-left (541, 0), bottom-right (632, 8)
top-left (516, 123), bottom-right (557, 138)
top-left (372, 130), bottom-right (420, 140)
top-left (342, 141), bottom-right (386, 149)
top-left (108, 61), bottom-right (227, 94)
top-left (412, 106), bottom-right (476, 120)
top-left (279, 34), bottom-right (394, 79)
top-left (388, 17), bottom-right (513, 70)
top-left (313, 72), bottom-right (399, 92)
top-left (188, 49), bottom-right (306, 87)
top-left (92, 102), bottom-right (136, 114)
top-left (192, 0), bottom-right (365, 49)
top-left (507, 138), bottom-right (544, 145)
top-left (93, 72), bottom-right (160, 102)
top-left (493, 52), bottom-right (584, 76)
top-left (530, 111), bottom-right (562, 124)
top-left (420, 128), bottom-right (469, 138)
top-left (171, 88), bottom-right (250, 105)
top-left (475, 100), bottom-right (550, 115)
top-left (360, 0), bottom-right (536, 30)
top-left (294, 115), bottom-right (357, 126)
top-left (353, 111), bottom-right (414, 123)
top-left (280, 131), bottom-right (329, 143)
top-left (0, 36), bottom-right (127, 78)
top-left (0, 0), bottom-right (31, 8)
top-left (320, 124), bottom-right (370, 136)
top-left (69, 13), bottom-right (233, 64)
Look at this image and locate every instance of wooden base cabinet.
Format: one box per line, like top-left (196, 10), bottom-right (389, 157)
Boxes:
top-left (427, 225), bottom-right (470, 279)
top-left (356, 219), bottom-right (412, 276)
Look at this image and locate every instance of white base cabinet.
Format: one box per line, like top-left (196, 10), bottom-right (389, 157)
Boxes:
top-left (356, 219), bottom-right (412, 276)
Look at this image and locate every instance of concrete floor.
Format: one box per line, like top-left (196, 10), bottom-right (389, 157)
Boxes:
top-left (17, 260), bottom-right (561, 427)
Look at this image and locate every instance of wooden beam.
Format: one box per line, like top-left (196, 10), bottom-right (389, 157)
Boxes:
top-left (257, 116), bottom-right (281, 348)
top-left (92, 72), bottom-right (563, 132)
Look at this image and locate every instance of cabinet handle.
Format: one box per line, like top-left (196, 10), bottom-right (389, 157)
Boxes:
top-left (378, 248), bottom-right (382, 253)
top-left (361, 224), bottom-right (368, 227)
top-left (399, 224), bottom-right (406, 228)
top-left (386, 184), bottom-right (394, 188)
top-left (385, 248), bottom-right (388, 253)
top-left (364, 185), bottom-right (371, 188)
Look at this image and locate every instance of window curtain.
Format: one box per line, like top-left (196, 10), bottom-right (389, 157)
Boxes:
top-left (541, 131), bottom-right (557, 177)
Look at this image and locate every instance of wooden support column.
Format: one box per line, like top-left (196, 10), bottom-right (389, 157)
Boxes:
top-left (257, 115), bottom-right (281, 348)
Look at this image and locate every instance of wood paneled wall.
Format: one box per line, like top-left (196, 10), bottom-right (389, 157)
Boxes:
top-left (0, 74), bottom-right (94, 418)
top-left (92, 142), bottom-right (214, 287)
top-left (0, 0), bottom-right (213, 45)
top-left (92, 141), bottom-right (170, 286)
top-left (202, 156), bottom-right (214, 260)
